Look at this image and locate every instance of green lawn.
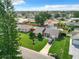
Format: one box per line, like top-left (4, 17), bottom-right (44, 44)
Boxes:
top-left (19, 32), bottom-right (48, 51)
top-left (49, 37), bottom-right (72, 59)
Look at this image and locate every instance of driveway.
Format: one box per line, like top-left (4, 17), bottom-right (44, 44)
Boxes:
top-left (69, 38), bottom-right (79, 59)
top-left (20, 47), bottom-right (55, 59)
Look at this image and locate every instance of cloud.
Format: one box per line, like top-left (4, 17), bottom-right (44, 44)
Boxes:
top-left (43, 4), bottom-right (79, 11)
top-left (15, 4), bottom-right (79, 11)
top-left (12, 0), bottom-right (25, 5)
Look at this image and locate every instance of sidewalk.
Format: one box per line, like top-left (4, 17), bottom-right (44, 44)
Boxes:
top-left (40, 43), bottom-right (52, 55)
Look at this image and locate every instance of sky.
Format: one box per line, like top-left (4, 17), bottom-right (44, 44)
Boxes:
top-left (12, 0), bottom-right (79, 11)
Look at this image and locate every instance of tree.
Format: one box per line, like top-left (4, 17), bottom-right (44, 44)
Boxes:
top-left (0, 0), bottom-right (21, 59)
top-left (35, 12), bottom-right (51, 26)
top-left (29, 32), bottom-right (35, 45)
top-left (73, 11), bottom-right (79, 18)
top-left (60, 18), bottom-right (65, 21)
top-left (37, 33), bottom-right (43, 41)
top-left (54, 14), bottom-right (60, 18)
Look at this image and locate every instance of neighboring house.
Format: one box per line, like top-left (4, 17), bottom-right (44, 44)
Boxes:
top-left (74, 28), bottom-right (79, 31)
top-left (28, 18), bottom-right (35, 23)
top-left (69, 30), bottom-right (79, 59)
top-left (69, 18), bottom-right (79, 21)
top-left (17, 18), bottom-right (35, 24)
top-left (72, 31), bottom-right (79, 46)
top-left (66, 18), bottom-right (79, 21)
top-left (17, 18), bottom-right (29, 24)
top-left (17, 24), bottom-right (32, 32)
top-left (44, 19), bottom-right (58, 27)
top-left (67, 22), bottom-right (79, 26)
top-left (66, 18), bottom-right (79, 26)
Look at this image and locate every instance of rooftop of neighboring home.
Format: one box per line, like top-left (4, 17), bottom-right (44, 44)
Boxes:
top-left (72, 33), bottom-right (79, 40)
top-left (66, 18), bottom-right (79, 26)
top-left (70, 18), bottom-right (79, 20)
top-left (72, 30), bottom-right (79, 39)
top-left (44, 19), bottom-right (59, 26)
top-left (69, 31), bottom-right (79, 59)
top-left (17, 18), bottom-right (35, 24)
top-left (67, 23), bottom-right (79, 26)
top-left (66, 18), bottom-right (79, 22)
top-left (33, 27), bottom-right (44, 34)
top-left (74, 28), bottom-right (79, 31)
top-left (71, 30), bottom-right (79, 48)
top-left (17, 18), bottom-right (28, 24)
top-left (17, 24), bottom-right (33, 32)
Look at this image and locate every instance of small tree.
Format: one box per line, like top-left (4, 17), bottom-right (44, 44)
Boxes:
top-left (37, 33), bottom-right (43, 41)
top-left (29, 32), bottom-right (35, 45)
top-left (60, 18), bottom-right (64, 21)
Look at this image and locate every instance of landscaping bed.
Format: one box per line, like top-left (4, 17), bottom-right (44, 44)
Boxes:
top-left (19, 32), bottom-right (48, 51)
top-left (49, 36), bottom-right (72, 59)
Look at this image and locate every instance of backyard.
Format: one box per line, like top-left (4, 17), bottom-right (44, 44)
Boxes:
top-left (19, 32), bottom-right (48, 51)
top-left (49, 36), bottom-right (72, 59)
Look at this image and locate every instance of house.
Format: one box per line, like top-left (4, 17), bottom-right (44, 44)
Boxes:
top-left (33, 26), bottom-right (59, 43)
top-left (66, 22), bottom-right (79, 26)
top-left (44, 19), bottom-right (58, 27)
top-left (69, 30), bottom-right (79, 59)
top-left (72, 31), bottom-right (79, 46)
top-left (44, 27), bottom-right (59, 39)
top-left (74, 28), bottom-right (79, 31)
top-left (28, 18), bottom-right (35, 23)
top-left (17, 18), bottom-right (35, 24)
top-left (17, 24), bottom-right (32, 32)
top-left (69, 18), bottom-right (79, 21)
top-left (44, 27), bottom-right (59, 44)
top-left (66, 18), bottom-right (79, 26)
top-left (17, 18), bottom-right (29, 24)
top-left (33, 27), bottom-right (59, 39)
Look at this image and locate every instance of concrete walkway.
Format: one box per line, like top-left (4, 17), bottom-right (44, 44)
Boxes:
top-left (40, 43), bottom-right (52, 55)
top-left (20, 47), bottom-right (55, 59)
top-left (69, 38), bottom-right (79, 59)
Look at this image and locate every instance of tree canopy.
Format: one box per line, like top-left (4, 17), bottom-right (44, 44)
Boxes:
top-left (54, 14), bottom-right (61, 18)
top-left (35, 12), bottom-right (51, 26)
top-left (73, 11), bottom-right (79, 18)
